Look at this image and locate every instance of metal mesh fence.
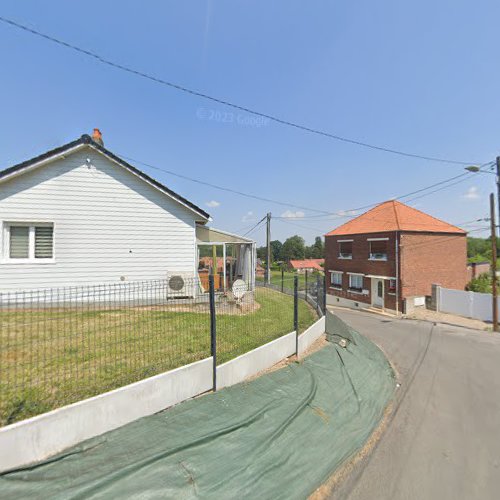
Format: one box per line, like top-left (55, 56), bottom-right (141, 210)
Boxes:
top-left (0, 278), bottom-right (210, 426)
top-left (257, 272), bottom-right (326, 317)
top-left (216, 277), bottom-right (316, 365)
top-left (0, 274), bottom-right (323, 426)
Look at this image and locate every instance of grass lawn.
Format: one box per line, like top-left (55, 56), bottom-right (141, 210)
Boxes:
top-left (256, 270), bottom-right (323, 290)
top-left (0, 287), bottom-right (317, 425)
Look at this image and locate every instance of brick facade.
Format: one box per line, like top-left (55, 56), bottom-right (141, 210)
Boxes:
top-left (325, 230), bottom-right (467, 312)
top-left (399, 232), bottom-right (467, 297)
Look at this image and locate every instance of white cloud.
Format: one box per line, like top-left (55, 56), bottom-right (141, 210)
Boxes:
top-left (463, 186), bottom-right (480, 200)
top-left (241, 211), bottom-right (255, 222)
top-left (205, 200), bottom-right (220, 208)
top-left (281, 210), bottom-right (305, 219)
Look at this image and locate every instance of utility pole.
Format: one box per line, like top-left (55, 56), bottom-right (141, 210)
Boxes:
top-left (490, 193), bottom-right (498, 332)
top-left (266, 212), bottom-right (271, 284)
top-left (496, 156), bottom-right (500, 238)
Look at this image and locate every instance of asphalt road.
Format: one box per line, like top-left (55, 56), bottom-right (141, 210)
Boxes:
top-left (328, 308), bottom-right (500, 500)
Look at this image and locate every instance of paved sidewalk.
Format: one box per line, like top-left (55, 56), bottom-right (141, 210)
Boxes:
top-left (406, 307), bottom-right (489, 331)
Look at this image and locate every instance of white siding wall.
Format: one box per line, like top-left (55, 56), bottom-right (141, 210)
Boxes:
top-left (0, 148), bottom-right (200, 291)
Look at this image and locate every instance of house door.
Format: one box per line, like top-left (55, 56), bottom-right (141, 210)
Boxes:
top-left (372, 279), bottom-right (384, 308)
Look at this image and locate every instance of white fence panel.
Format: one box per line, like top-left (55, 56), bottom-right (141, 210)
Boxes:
top-left (439, 287), bottom-right (497, 322)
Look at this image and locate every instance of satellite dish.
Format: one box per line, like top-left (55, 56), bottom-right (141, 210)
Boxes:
top-left (232, 279), bottom-right (247, 300)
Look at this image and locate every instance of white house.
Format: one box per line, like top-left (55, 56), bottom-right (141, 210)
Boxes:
top-left (0, 130), bottom-right (255, 294)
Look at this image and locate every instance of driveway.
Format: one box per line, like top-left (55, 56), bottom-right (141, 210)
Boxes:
top-left (328, 308), bottom-right (500, 500)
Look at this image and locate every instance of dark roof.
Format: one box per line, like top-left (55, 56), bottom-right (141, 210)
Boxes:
top-left (0, 134), bottom-right (210, 221)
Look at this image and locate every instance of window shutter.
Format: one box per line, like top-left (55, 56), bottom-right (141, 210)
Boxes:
top-left (35, 226), bottom-right (54, 258)
top-left (9, 226), bottom-right (30, 258)
top-left (9, 226), bottom-right (30, 259)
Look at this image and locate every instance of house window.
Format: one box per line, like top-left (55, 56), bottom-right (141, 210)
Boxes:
top-left (338, 241), bottom-right (353, 259)
top-left (330, 271), bottom-right (342, 288)
top-left (9, 226), bottom-right (30, 258)
top-left (6, 223), bottom-right (54, 261)
top-left (349, 274), bottom-right (363, 291)
top-left (389, 279), bottom-right (396, 293)
top-left (369, 240), bottom-right (387, 260)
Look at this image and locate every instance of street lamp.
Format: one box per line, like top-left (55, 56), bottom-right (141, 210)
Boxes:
top-left (465, 159), bottom-right (500, 238)
top-left (465, 165), bottom-right (480, 173)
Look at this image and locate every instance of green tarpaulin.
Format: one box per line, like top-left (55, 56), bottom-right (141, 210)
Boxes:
top-left (0, 313), bottom-right (394, 499)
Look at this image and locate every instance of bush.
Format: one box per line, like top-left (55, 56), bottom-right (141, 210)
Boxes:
top-left (466, 272), bottom-right (498, 293)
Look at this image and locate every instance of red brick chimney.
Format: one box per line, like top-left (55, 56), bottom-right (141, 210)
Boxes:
top-left (92, 128), bottom-right (103, 146)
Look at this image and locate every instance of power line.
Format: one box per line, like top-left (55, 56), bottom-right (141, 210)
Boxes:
top-left (0, 15), bottom-right (482, 166)
top-left (118, 154), bottom-right (487, 220)
top-left (243, 216), bottom-right (267, 237)
top-left (273, 162), bottom-right (494, 220)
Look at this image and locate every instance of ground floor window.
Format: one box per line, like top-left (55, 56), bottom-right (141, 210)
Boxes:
top-left (5, 223), bottom-right (54, 260)
top-left (348, 274), bottom-right (363, 291)
top-left (330, 271), bottom-right (342, 287)
top-left (388, 279), bottom-right (396, 293)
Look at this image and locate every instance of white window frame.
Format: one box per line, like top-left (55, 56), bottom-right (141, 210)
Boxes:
top-left (329, 270), bottom-right (343, 288)
top-left (2, 222), bottom-right (55, 263)
top-left (348, 273), bottom-right (364, 291)
top-left (368, 239), bottom-right (388, 261)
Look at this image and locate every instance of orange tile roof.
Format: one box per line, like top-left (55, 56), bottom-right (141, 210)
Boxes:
top-left (326, 200), bottom-right (466, 236)
top-left (289, 259), bottom-right (324, 270)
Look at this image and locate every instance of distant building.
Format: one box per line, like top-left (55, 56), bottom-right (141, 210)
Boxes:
top-left (289, 259), bottom-right (324, 273)
top-left (324, 200), bottom-right (467, 313)
top-left (466, 261), bottom-right (490, 282)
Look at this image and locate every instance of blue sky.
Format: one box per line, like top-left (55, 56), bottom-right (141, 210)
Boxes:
top-left (0, 1), bottom-right (499, 244)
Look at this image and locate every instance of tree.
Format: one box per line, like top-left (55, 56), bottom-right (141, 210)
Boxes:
top-left (281, 235), bottom-right (306, 261)
top-left (310, 236), bottom-right (324, 258)
top-left (256, 246), bottom-right (267, 261)
top-left (467, 236), bottom-right (500, 263)
top-left (304, 236), bottom-right (324, 259)
top-left (466, 272), bottom-right (497, 293)
top-left (270, 240), bottom-right (283, 262)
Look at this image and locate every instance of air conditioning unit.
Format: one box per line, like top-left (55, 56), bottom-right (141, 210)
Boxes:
top-left (166, 273), bottom-right (195, 298)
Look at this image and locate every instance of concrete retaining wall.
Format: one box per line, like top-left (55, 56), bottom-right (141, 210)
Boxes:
top-left (216, 331), bottom-right (296, 389)
top-left (0, 319), bottom-right (327, 471)
top-left (0, 357), bottom-right (213, 472)
top-left (297, 316), bottom-right (326, 357)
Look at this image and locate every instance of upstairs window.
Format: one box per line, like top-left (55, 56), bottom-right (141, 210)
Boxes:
top-left (6, 223), bottom-right (54, 261)
top-left (349, 274), bottom-right (363, 291)
top-left (369, 240), bottom-right (388, 261)
top-left (338, 241), bottom-right (353, 259)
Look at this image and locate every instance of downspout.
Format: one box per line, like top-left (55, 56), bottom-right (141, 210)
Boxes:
top-left (395, 232), bottom-right (400, 315)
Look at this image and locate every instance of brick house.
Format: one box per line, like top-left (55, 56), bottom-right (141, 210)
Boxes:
top-left (324, 200), bottom-right (467, 313)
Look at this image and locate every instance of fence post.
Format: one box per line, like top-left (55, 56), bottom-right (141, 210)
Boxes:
top-left (316, 275), bottom-right (322, 316)
top-left (209, 274), bottom-right (217, 391)
top-left (323, 273), bottom-right (327, 316)
top-left (305, 270), bottom-right (308, 303)
top-left (294, 275), bottom-right (299, 355)
top-left (281, 267), bottom-right (284, 293)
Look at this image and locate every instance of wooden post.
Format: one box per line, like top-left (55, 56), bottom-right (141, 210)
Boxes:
top-left (490, 193), bottom-right (498, 332)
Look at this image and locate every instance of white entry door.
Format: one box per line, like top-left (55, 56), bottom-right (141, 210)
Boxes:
top-left (372, 279), bottom-right (384, 308)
